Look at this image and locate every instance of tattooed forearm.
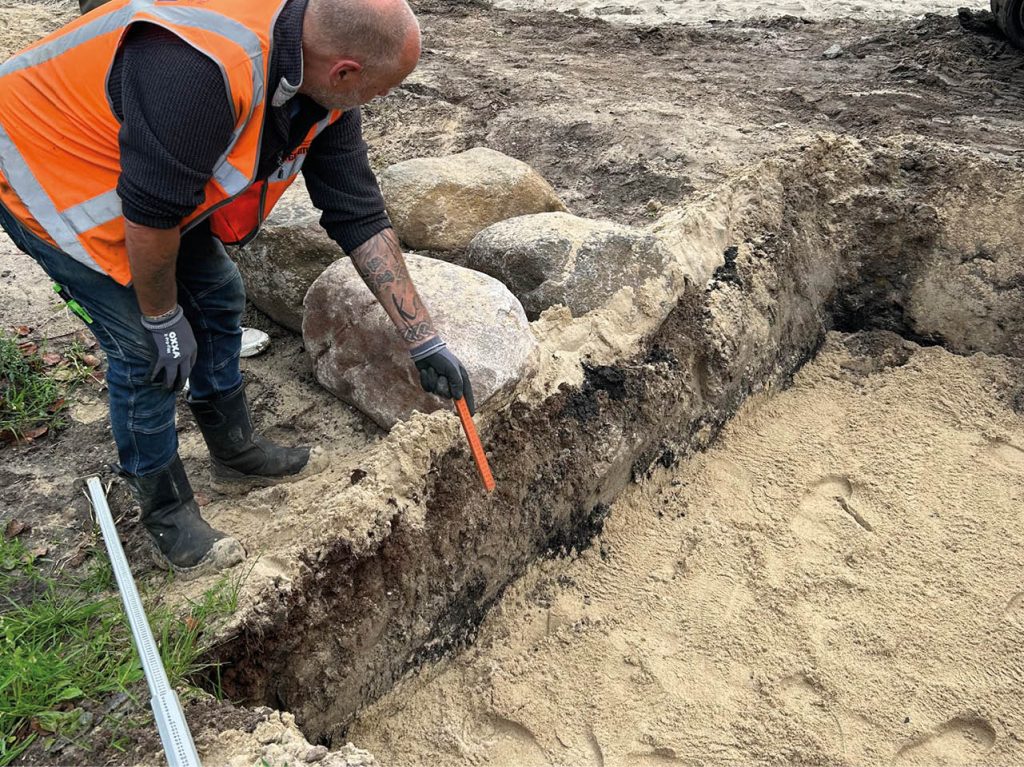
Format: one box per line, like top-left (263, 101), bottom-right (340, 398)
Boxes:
top-left (350, 229), bottom-right (438, 348)
top-left (392, 294), bottom-right (420, 323)
top-left (400, 321), bottom-right (435, 344)
top-left (362, 255), bottom-right (394, 288)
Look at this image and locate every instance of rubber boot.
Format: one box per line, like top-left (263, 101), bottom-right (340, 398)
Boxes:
top-left (123, 455), bottom-right (245, 577)
top-left (187, 382), bottom-right (326, 493)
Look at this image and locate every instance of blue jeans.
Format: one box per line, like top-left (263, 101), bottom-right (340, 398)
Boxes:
top-left (0, 203), bottom-right (245, 477)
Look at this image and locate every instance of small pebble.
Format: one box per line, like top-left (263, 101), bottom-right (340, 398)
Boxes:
top-left (304, 745), bottom-right (329, 763)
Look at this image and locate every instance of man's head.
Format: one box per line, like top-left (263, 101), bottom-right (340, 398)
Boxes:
top-left (300, 0), bottom-right (420, 110)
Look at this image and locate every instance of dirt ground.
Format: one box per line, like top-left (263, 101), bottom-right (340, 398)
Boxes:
top-left (4, 0), bottom-right (1023, 592)
top-left (493, 0), bottom-right (969, 25)
top-left (350, 333), bottom-right (1024, 765)
top-left (365, 0), bottom-right (1024, 227)
top-left (3, 0), bottom-right (1024, 764)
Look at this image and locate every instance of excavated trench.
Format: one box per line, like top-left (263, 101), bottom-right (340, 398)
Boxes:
top-left (208, 135), bottom-right (1024, 746)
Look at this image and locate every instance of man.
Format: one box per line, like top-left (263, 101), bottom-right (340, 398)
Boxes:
top-left (0, 0), bottom-right (474, 577)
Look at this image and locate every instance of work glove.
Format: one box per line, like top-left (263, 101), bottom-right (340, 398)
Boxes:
top-left (141, 304), bottom-right (197, 392)
top-left (411, 337), bottom-right (475, 415)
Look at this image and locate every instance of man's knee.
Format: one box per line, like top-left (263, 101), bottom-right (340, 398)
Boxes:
top-left (210, 239), bottom-right (247, 313)
top-left (192, 264), bottom-right (246, 329)
top-left (179, 238), bottom-right (247, 322)
top-left (219, 263), bottom-right (247, 317)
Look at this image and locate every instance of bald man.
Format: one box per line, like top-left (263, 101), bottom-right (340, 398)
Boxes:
top-left (0, 0), bottom-right (473, 576)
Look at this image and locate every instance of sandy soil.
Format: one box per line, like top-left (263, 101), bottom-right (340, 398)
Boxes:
top-left (350, 332), bottom-right (1024, 766)
top-left (3, 0), bottom-right (1024, 764)
top-left (0, 0), bottom-right (72, 58)
top-left (495, 0), bottom-right (969, 26)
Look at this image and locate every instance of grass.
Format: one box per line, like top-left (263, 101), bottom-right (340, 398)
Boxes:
top-left (0, 537), bottom-right (38, 592)
top-left (0, 330), bottom-right (101, 444)
top-left (0, 535), bottom-right (250, 765)
top-left (0, 332), bottom-right (65, 443)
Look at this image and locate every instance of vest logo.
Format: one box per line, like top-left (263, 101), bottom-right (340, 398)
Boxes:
top-left (282, 145), bottom-right (311, 164)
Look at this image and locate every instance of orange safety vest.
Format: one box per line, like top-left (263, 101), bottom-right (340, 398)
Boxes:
top-left (0, 0), bottom-right (343, 286)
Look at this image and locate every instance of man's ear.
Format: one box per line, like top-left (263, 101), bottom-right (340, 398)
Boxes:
top-left (330, 58), bottom-right (363, 82)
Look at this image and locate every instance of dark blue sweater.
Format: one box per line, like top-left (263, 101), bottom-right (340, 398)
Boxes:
top-left (110, 0), bottom-right (391, 253)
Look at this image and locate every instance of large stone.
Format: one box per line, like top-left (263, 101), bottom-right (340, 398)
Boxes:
top-left (303, 254), bottom-right (537, 429)
top-left (463, 212), bottom-right (671, 320)
top-left (233, 178), bottom-right (341, 332)
top-left (379, 147), bottom-right (566, 252)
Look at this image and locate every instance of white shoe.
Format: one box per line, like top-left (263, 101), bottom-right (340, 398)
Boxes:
top-left (240, 327), bottom-right (270, 358)
top-left (182, 327), bottom-right (269, 396)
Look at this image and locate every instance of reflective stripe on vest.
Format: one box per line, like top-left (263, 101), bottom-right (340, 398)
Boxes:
top-left (0, 121), bottom-right (98, 271)
top-left (267, 112), bottom-right (335, 182)
top-left (208, 109), bottom-right (343, 245)
top-left (0, 0), bottom-right (271, 281)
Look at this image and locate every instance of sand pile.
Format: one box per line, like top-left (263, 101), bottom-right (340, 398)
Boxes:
top-left (350, 332), bottom-right (1024, 766)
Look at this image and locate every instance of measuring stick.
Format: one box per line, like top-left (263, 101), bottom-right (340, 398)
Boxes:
top-left (455, 398), bottom-right (495, 492)
top-left (86, 477), bottom-right (202, 767)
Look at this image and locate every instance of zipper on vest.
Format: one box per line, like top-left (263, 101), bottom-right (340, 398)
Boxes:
top-left (231, 179), bottom-right (271, 248)
top-left (258, 178), bottom-right (270, 226)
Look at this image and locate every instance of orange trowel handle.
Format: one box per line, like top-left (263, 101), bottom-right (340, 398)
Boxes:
top-left (455, 397), bottom-right (495, 492)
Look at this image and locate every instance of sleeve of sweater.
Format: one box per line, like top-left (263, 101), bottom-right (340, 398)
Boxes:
top-left (301, 108), bottom-right (393, 253)
top-left (115, 23), bottom-right (236, 229)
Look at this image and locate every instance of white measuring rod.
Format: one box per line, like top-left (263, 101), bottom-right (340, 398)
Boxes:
top-left (87, 476), bottom-right (202, 767)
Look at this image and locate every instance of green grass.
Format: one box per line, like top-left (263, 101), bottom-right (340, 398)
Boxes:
top-left (154, 560), bottom-right (252, 693)
top-left (0, 536), bottom-right (249, 764)
top-left (51, 339), bottom-right (101, 384)
top-left (0, 537), bottom-right (39, 592)
top-left (0, 331), bottom-right (103, 443)
top-left (0, 332), bottom-right (66, 442)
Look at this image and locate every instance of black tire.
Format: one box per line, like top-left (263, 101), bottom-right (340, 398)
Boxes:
top-left (993, 0), bottom-right (1024, 49)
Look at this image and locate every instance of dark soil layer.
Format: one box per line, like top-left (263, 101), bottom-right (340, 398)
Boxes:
top-left (212, 135), bottom-right (1024, 744)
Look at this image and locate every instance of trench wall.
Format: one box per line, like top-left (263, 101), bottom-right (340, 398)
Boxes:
top-left (210, 135), bottom-right (1024, 744)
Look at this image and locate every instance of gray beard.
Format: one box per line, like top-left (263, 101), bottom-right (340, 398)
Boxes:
top-left (305, 84), bottom-right (363, 111)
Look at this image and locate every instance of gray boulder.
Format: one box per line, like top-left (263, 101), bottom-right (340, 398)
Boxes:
top-left (303, 254), bottom-right (537, 429)
top-left (464, 212), bottom-right (671, 319)
top-left (233, 179), bottom-right (340, 332)
top-left (379, 147), bottom-right (567, 252)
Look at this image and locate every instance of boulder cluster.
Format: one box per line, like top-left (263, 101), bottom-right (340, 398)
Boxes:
top-left (234, 147), bottom-right (667, 427)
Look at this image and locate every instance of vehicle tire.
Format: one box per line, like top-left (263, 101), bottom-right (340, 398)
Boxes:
top-left (992, 0), bottom-right (1024, 49)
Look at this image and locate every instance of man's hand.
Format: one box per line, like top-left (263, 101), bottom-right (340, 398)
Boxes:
top-left (411, 338), bottom-right (475, 414)
top-left (141, 305), bottom-right (197, 391)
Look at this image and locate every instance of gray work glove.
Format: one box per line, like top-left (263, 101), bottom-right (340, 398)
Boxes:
top-left (411, 337), bottom-right (475, 415)
top-left (141, 304), bottom-right (197, 392)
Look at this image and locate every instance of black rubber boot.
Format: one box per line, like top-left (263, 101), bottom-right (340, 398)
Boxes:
top-left (187, 382), bottom-right (325, 493)
top-left (123, 455), bottom-right (245, 576)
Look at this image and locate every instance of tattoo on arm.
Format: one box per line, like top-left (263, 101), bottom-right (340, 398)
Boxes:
top-left (350, 229), bottom-right (438, 348)
top-left (392, 295), bottom-right (420, 323)
top-left (400, 321), bottom-right (435, 344)
top-left (363, 256), bottom-right (395, 288)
